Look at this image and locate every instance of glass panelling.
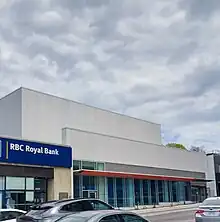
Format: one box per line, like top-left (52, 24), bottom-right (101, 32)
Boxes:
top-left (73, 175), bottom-right (80, 198)
top-left (82, 161), bottom-right (95, 170)
top-left (134, 179), bottom-right (141, 205)
top-left (143, 180), bottom-right (150, 205)
top-left (73, 160), bottom-right (81, 170)
top-left (97, 163), bottom-right (104, 171)
top-left (83, 176), bottom-right (96, 190)
top-left (116, 178), bottom-right (123, 207)
top-left (0, 177), bottom-right (5, 190)
top-left (98, 177), bottom-right (105, 201)
top-left (34, 178), bottom-right (46, 191)
top-left (151, 180), bottom-right (157, 205)
top-left (163, 181), bottom-right (169, 202)
top-left (124, 178), bottom-right (134, 207)
top-left (6, 177), bottom-right (25, 190)
top-left (107, 178), bottom-right (114, 207)
top-left (26, 178), bottom-right (34, 190)
top-left (6, 191), bottom-right (26, 210)
top-left (172, 181), bottom-right (177, 202)
top-left (158, 180), bottom-right (164, 202)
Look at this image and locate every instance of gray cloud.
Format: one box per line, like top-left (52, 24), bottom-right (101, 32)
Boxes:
top-left (0, 0), bottom-right (220, 149)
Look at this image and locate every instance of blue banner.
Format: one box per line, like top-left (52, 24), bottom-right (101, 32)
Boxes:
top-left (0, 137), bottom-right (72, 168)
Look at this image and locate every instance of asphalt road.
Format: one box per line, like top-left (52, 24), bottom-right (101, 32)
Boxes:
top-left (146, 209), bottom-right (195, 222)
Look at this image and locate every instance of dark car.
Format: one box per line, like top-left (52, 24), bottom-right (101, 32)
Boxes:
top-left (17, 198), bottom-right (114, 222)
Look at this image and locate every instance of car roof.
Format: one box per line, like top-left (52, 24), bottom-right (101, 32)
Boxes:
top-left (32, 198), bottom-right (110, 209)
top-left (205, 197), bottom-right (220, 200)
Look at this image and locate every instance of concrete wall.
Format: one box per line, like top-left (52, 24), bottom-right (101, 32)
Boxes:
top-left (205, 154), bottom-right (217, 197)
top-left (21, 88), bottom-right (161, 145)
top-left (47, 167), bottom-right (72, 200)
top-left (0, 89), bottom-right (22, 138)
top-left (64, 128), bottom-right (207, 173)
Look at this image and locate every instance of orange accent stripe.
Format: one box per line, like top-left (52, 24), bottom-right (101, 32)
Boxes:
top-left (76, 170), bottom-right (195, 182)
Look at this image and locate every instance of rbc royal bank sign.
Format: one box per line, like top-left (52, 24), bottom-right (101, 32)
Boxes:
top-left (0, 137), bottom-right (72, 168)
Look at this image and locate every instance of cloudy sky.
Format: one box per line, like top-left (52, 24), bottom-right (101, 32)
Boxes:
top-left (0, 0), bottom-right (220, 150)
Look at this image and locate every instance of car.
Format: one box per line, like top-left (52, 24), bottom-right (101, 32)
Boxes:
top-left (17, 198), bottom-right (114, 222)
top-left (195, 197), bottom-right (220, 221)
top-left (0, 209), bottom-right (26, 222)
top-left (38, 210), bottom-right (150, 222)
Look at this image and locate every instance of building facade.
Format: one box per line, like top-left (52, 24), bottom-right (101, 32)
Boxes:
top-left (0, 87), bottom-right (211, 208)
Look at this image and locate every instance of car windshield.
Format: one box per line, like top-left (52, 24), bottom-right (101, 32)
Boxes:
top-left (202, 199), bottom-right (220, 206)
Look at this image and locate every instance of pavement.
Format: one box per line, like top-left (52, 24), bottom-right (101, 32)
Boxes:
top-left (147, 209), bottom-right (195, 222)
top-left (132, 204), bottom-right (199, 222)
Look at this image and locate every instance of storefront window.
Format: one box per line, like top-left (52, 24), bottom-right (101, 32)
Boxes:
top-left (26, 178), bottom-right (34, 190)
top-left (73, 160), bottom-right (81, 170)
top-left (6, 177), bottom-right (25, 190)
top-left (82, 161), bottom-right (96, 170)
top-left (97, 163), bottom-right (104, 171)
top-left (34, 178), bottom-right (46, 191)
top-left (0, 177), bottom-right (5, 190)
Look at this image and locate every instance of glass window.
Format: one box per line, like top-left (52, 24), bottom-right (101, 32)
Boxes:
top-left (158, 180), bottom-right (164, 202)
top-left (97, 163), bottom-right (104, 171)
top-left (134, 179), bottom-right (141, 205)
top-left (26, 191), bottom-right (34, 202)
top-left (116, 178), bottom-right (123, 207)
top-left (0, 177), bottom-right (5, 190)
top-left (88, 200), bottom-right (113, 210)
top-left (34, 178), bottom-right (46, 191)
top-left (6, 177), bottom-right (25, 190)
top-left (73, 160), bottom-right (81, 170)
top-left (143, 180), bottom-right (150, 205)
top-left (100, 215), bottom-right (119, 222)
top-left (26, 178), bottom-right (34, 190)
top-left (107, 178), bottom-right (114, 207)
top-left (121, 214), bottom-right (147, 222)
top-left (61, 201), bottom-right (93, 212)
top-left (82, 161), bottom-right (95, 170)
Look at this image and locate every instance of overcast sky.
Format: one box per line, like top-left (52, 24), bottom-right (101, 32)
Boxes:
top-left (0, 0), bottom-right (220, 150)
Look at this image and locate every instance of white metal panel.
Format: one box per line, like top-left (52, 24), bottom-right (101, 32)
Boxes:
top-left (0, 89), bottom-right (22, 138)
top-left (206, 154), bottom-right (217, 197)
top-left (64, 128), bottom-right (207, 173)
top-left (21, 88), bottom-right (161, 145)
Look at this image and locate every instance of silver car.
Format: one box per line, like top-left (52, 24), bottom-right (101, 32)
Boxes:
top-left (195, 197), bottom-right (220, 222)
top-left (51, 210), bottom-right (150, 222)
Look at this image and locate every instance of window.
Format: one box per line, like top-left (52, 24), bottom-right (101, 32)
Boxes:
top-left (100, 215), bottom-right (119, 222)
top-left (89, 200), bottom-right (113, 210)
top-left (97, 163), bottom-right (104, 171)
top-left (0, 211), bottom-right (24, 221)
top-left (121, 214), bottom-right (148, 222)
top-left (6, 177), bottom-right (25, 190)
top-left (26, 178), bottom-right (34, 190)
top-left (82, 161), bottom-right (95, 170)
top-left (61, 201), bottom-right (93, 212)
top-left (73, 160), bottom-right (81, 170)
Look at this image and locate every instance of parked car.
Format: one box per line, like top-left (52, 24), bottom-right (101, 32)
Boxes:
top-left (44, 210), bottom-right (150, 222)
top-left (17, 198), bottom-right (114, 222)
top-left (195, 197), bottom-right (220, 221)
top-left (0, 209), bottom-right (26, 222)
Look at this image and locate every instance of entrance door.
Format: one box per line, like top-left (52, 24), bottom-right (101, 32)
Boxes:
top-left (83, 190), bottom-right (97, 199)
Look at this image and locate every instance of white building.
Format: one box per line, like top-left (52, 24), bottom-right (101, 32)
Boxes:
top-left (0, 87), bottom-right (213, 208)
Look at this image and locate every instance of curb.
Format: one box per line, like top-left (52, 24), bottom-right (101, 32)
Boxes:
top-left (130, 204), bottom-right (199, 214)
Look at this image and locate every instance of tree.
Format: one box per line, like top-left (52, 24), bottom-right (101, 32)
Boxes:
top-left (166, 143), bottom-right (186, 150)
top-left (190, 146), bottom-right (206, 153)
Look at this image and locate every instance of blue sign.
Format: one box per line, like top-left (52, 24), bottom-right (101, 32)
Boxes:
top-left (0, 137), bottom-right (72, 168)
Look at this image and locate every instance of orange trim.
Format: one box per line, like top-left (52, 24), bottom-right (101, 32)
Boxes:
top-left (75, 170), bottom-right (196, 182)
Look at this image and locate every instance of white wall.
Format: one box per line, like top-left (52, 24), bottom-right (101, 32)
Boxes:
top-left (64, 128), bottom-right (207, 173)
top-left (0, 89), bottom-right (22, 138)
top-left (21, 88), bottom-right (161, 145)
top-left (206, 154), bottom-right (217, 197)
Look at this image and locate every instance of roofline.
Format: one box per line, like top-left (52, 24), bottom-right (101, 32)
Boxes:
top-left (74, 169), bottom-right (196, 182)
top-left (17, 87), bottom-right (161, 126)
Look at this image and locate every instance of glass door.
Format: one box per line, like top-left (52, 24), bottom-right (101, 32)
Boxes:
top-left (83, 190), bottom-right (97, 198)
top-left (6, 191), bottom-right (26, 210)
